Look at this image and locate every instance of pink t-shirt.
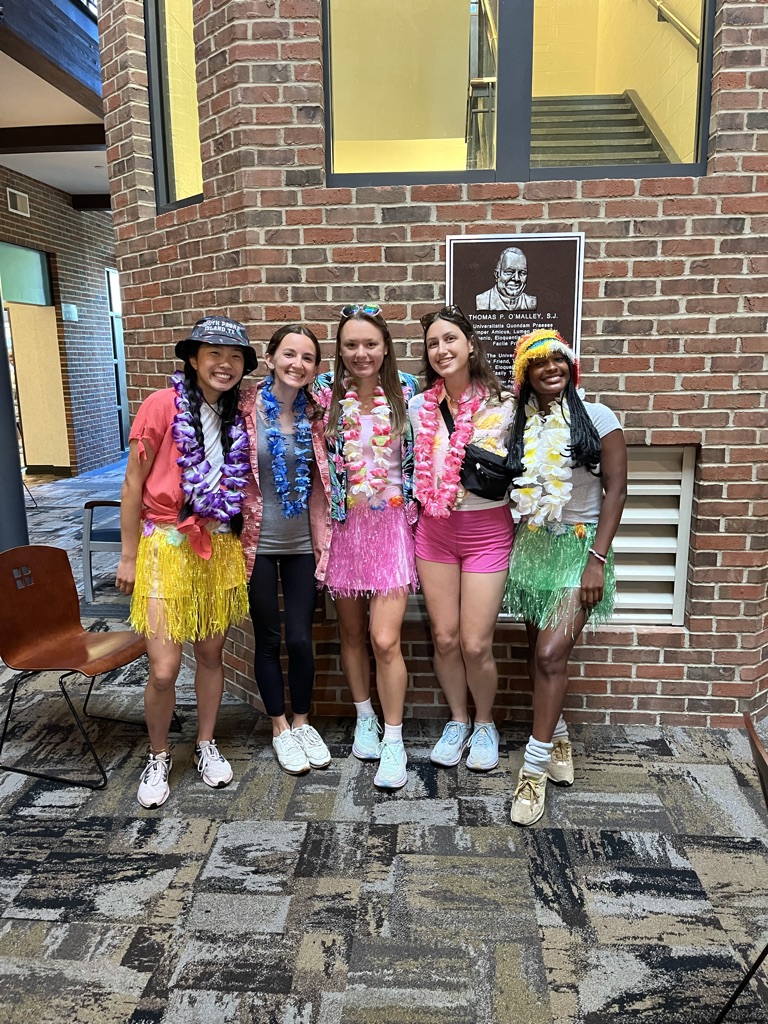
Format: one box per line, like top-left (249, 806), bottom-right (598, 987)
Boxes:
top-left (129, 389), bottom-right (226, 545)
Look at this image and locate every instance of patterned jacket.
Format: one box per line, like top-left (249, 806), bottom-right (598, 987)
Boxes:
top-left (312, 370), bottom-right (420, 524)
top-left (239, 381), bottom-right (333, 583)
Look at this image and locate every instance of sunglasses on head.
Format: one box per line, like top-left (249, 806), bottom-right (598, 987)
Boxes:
top-left (419, 304), bottom-right (466, 330)
top-left (340, 303), bottom-right (382, 319)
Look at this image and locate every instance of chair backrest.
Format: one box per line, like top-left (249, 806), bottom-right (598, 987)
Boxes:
top-left (0, 545), bottom-right (83, 666)
top-left (744, 712), bottom-right (768, 812)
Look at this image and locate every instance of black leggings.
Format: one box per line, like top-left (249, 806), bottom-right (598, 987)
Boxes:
top-left (248, 553), bottom-right (317, 717)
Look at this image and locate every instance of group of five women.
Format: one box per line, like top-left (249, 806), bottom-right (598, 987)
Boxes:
top-left (117, 304), bottom-right (626, 827)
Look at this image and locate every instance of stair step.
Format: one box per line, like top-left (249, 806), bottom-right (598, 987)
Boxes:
top-left (531, 153), bottom-right (666, 166)
top-left (532, 113), bottom-right (642, 127)
top-left (532, 94), bottom-right (628, 107)
top-left (532, 126), bottom-right (648, 139)
top-left (531, 136), bottom-right (661, 151)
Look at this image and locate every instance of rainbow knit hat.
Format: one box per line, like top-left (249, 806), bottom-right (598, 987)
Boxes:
top-left (513, 328), bottom-right (578, 389)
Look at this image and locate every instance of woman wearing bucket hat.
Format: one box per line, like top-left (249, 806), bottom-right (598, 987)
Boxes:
top-left (504, 328), bottom-right (627, 826)
top-left (116, 313), bottom-right (257, 809)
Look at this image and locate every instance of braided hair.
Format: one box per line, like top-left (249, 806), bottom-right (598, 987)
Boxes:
top-left (180, 346), bottom-right (244, 535)
top-left (507, 361), bottom-right (602, 479)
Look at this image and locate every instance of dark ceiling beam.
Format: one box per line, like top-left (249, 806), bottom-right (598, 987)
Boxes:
top-left (0, 124), bottom-right (106, 155)
top-left (72, 194), bottom-right (111, 211)
top-left (0, 0), bottom-right (103, 118)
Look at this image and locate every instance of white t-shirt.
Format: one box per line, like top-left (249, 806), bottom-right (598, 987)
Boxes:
top-left (561, 401), bottom-right (622, 524)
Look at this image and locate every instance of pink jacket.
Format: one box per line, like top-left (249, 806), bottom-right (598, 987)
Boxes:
top-left (239, 381), bottom-right (333, 582)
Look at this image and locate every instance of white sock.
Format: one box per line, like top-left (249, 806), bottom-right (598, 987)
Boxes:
top-left (354, 699), bottom-right (375, 719)
top-left (523, 736), bottom-right (553, 776)
top-left (383, 723), bottom-right (403, 745)
top-left (552, 716), bottom-right (569, 741)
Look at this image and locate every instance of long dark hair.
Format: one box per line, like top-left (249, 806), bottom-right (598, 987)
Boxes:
top-left (419, 305), bottom-right (502, 400)
top-left (507, 360), bottom-right (602, 479)
top-left (179, 342), bottom-right (244, 535)
top-left (325, 309), bottom-right (408, 439)
top-left (265, 323), bottom-right (322, 420)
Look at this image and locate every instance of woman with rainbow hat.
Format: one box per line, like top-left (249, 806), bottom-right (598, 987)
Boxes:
top-left (505, 328), bottom-right (627, 826)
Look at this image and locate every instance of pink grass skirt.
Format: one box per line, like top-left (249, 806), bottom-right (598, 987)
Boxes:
top-left (325, 504), bottom-right (418, 599)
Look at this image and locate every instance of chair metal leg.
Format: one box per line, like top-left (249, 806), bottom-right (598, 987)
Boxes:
top-left (714, 939), bottom-right (768, 1023)
top-left (82, 674), bottom-right (183, 733)
top-left (0, 670), bottom-right (107, 790)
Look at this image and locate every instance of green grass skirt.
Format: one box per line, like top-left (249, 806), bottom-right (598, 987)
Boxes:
top-left (504, 521), bottom-right (615, 632)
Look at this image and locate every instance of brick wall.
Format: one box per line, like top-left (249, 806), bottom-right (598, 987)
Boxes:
top-left (99, 0), bottom-right (768, 727)
top-left (0, 165), bottom-right (121, 474)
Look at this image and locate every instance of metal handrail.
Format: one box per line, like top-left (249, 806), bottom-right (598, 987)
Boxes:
top-left (643, 0), bottom-right (700, 51)
top-left (481, 0), bottom-right (498, 61)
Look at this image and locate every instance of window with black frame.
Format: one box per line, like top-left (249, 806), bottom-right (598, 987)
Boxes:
top-left (145, 0), bottom-right (204, 210)
top-left (322, 0), bottom-right (713, 185)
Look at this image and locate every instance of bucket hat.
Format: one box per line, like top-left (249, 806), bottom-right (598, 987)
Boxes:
top-left (175, 315), bottom-right (258, 374)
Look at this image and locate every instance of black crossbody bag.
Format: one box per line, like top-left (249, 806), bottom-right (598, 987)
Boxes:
top-left (439, 400), bottom-right (515, 502)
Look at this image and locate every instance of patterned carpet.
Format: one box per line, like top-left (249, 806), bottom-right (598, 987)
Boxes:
top-left (0, 464), bottom-right (765, 1023)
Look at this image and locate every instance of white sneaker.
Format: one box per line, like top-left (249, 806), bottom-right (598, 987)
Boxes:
top-left (194, 740), bottom-right (233, 788)
top-left (373, 741), bottom-right (407, 789)
top-left (430, 720), bottom-right (473, 767)
top-left (352, 715), bottom-right (383, 760)
top-left (137, 750), bottom-right (172, 808)
top-left (272, 730), bottom-right (310, 775)
top-left (292, 724), bottom-right (332, 768)
top-left (466, 722), bottom-right (500, 771)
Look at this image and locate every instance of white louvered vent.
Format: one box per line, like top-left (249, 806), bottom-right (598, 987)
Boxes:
top-left (7, 188), bottom-right (30, 217)
top-left (613, 446), bottom-right (695, 625)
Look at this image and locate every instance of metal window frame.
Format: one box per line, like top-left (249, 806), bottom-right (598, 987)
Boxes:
top-left (321, 0), bottom-right (714, 187)
top-left (144, 0), bottom-right (203, 213)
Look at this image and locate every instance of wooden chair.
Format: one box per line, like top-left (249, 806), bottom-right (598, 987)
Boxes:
top-left (82, 499), bottom-right (122, 603)
top-left (0, 544), bottom-right (147, 790)
top-left (713, 712), bottom-right (768, 1022)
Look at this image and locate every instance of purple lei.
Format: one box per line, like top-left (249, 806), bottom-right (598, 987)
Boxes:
top-left (170, 371), bottom-right (250, 523)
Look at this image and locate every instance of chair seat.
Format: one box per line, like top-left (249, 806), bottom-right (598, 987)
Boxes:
top-left (90, 528), bottom-right (122, 545)
top-left (5, 629), bottom-right (146, 678)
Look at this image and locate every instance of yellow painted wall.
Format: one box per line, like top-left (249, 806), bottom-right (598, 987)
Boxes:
top-left (595, 0), bottom-right (701, 161)
top-left (330, 0), bottom-right (470, 142)
top-left (532, 0), bottom-right (600, 97)
top-left (163, 0), bottom-right (203, 200)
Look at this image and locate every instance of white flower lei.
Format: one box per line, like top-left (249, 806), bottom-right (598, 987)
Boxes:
top-left (510, 395), bottom-right (573, 526)
top-left (340, 384), bottom-right (393, 499)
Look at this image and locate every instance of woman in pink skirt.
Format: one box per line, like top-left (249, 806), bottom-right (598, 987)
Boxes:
top-left (313, 304), bottom-right (419, 790)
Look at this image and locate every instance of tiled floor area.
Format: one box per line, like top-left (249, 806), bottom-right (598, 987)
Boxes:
top-left (0, 462), bottom-right (766, 1023)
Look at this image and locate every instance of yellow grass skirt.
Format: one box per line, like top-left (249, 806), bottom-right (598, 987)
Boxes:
top-left (130, 524), bottom-right (248, 643)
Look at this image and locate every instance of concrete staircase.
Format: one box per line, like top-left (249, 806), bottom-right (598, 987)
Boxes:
top-left (530, 93), bottom-right (668, 167)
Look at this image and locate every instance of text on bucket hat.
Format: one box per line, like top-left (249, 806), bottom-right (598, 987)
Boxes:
top-left (175, 314), bottom-right (258, 373)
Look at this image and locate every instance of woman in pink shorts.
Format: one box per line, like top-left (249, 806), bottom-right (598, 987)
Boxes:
top-left (409, 305), bottom-right (515, 773)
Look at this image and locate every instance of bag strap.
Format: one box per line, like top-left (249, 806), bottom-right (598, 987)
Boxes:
top-left (439, 399), bottom-right (455, 434)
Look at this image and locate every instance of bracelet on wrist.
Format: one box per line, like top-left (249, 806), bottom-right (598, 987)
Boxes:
top-left (588, 547), bottom-right (607, 565)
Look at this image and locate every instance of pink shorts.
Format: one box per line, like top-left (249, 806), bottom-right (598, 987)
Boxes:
top-left (415, 505), bottom-right (514, 573)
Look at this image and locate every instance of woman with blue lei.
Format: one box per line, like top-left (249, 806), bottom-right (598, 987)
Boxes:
top-left (239, 324), bottom-right (333, 775)
top-left (313, 304), bottom-right (419, 791)
top-left (116, 314), bottom-right (254, 810)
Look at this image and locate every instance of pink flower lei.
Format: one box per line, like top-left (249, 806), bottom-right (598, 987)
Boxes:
top-left (414, 382), bottom-right (484, 518)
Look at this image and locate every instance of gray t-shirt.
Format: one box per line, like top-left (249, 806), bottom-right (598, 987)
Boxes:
top-left (562, 401), bottom-right (622, 524)
top-left (255, 423), bottom-right (313, 555)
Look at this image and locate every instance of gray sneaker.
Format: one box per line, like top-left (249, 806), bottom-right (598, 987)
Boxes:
top-left (430, 720), bottom-right (473, 767)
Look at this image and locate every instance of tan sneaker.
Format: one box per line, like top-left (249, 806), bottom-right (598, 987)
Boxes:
top-left (546, 739), bottom-right (574, 786)
top-left (510, 769), bottom-right (547, 826)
